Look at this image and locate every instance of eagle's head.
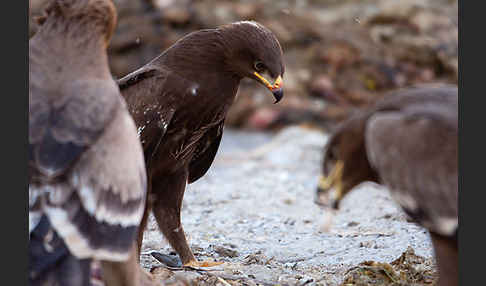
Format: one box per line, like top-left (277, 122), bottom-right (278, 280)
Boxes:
top-left (34, 0), bottom-right (117, 46)
top-left (219, 21), bottom-right (285, 103)
top-left (315, 115), bottom-right (378, 209)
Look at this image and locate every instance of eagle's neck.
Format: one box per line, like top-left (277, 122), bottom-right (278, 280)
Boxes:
top-left (154, 30), bottom-right (241, 83)
top-left (30, 22), bottom-right (111, 82)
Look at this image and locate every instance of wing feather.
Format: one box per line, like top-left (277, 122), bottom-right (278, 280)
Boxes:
top-left (29, 79), bottom-right (119, 178)
top-left (365, 104), bottom-right (457, 236)
top-left (43, 105), bottom-right (147, 261)
top-left (118, 64), bottom-right (197, 161)
top-left (188, 120), bottom-right (224, 183)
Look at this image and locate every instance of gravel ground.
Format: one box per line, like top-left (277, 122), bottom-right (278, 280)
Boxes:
top-left (139, 126), bottom-right (435, 285)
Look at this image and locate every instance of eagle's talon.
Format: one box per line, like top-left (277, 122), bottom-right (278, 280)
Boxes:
top-left (150, 252), bottom-right (182, 268)
top-left (183, 260), bottom-right (224, 268)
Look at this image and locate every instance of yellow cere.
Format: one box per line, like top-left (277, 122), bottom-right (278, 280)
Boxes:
top-left (254, 72), bottom-right (283, 90)
top-left (273, 75), bottom-right (283, 89)
top-left (318, 175), bottom-right (333, 190)
top-left (318, 160), bottom-right (344, 191)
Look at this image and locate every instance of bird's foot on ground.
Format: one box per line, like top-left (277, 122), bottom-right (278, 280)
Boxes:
top-left (183, 259), bottom-right (224, 268)
top-left (151, 252), bottom-right (223, 270)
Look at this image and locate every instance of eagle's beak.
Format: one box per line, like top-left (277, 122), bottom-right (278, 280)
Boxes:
top-left (316, 160), bottom-right (345, 209)
top-left (254, 72), bottom-right (284, 103)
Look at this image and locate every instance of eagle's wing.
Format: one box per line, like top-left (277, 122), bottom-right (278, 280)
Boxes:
top-left (43, 98), bottom-right (147, 261)
top-left (29, 78), bottom-right (119, 234)
top-left (364, 104), bottom-right (458, 237)
top-left (30, 78), bottom-right (147, 262)
top-left (29, 79), bottom-right (118, 178)
top-left (118, 65), bottom-right (196, 160)
top-left (118, 65), bottom-right (175, 161)
top-left (29, 215), bottom-right (91, 286)
top-left (188, 120), bottom-right (224, 183)
top-left (117, 64), bottom-right (162, 91)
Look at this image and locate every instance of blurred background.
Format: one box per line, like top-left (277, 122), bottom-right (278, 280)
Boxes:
top-left (30, 0), bottom-right (458, 133)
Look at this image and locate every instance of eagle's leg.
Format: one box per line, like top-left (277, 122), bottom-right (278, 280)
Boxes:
top-left (101, 242), bottom-right (156, 286)
top-left (136, 195), bottom-right (152, 262)
top-left (430, 233), bottom-right (458, 286)
top-left (152, 170), bottom-right (223, 267)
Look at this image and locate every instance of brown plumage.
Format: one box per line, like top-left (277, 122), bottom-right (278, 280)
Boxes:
top-left (29, 1), bottom-right (155, 285)
top-left (118, 21), bottom-right (285, 267)
top-left (315, 84), bottom-right (458, 286)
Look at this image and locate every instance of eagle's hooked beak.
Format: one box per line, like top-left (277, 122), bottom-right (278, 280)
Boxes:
top-left (316, 160), bottom-right (345, 209)
top-left (254, 72), bottom-right (284, 103)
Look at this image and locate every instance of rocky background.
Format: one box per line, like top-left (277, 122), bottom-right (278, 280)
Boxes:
top-left (30, 0), bottom-right (458, 132)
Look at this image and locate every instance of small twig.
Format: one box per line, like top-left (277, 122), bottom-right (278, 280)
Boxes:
top-left (344, 266), bottom-right (360, 276)
top-left (330, 230), bottom-right (394, 237)
top-left (381, 268), bottom-right (399, 283)
top-left (154, 264), bottom-right (224, 272)
top-left (349, 265), bottom-right (399, 284)
top-left (217, 277), bottom-right (232, 286)
top-left (264, 256), bottom-right (274, 265)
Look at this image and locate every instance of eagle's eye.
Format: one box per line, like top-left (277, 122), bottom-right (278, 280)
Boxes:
top-left (254, 61), bottom-right (266, 72)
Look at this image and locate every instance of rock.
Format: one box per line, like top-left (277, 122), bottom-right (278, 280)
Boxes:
top-left (243, 251), bottom-right (270, 266)
top-left (214, 246), bottom-right (239, 258)
top-left (150, 267), bottom-right (175, 280)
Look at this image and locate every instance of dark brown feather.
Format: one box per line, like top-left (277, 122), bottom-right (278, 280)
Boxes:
top-left (188, 121), bottom-right (224, 183)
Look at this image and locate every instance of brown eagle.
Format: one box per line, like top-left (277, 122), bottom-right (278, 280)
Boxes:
top-left (29, 1), bottom-right (154, 285)
top-left (118, 21), bottom-right (284, 267)
top-left (316, 85), bottom-right (458, 286)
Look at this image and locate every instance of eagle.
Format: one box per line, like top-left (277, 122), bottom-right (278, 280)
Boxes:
top-left (29, 1), bottom-right (155, 285)
top-left (315, 85), bottom-right (458, 286)
top-left (118, 21), bottom-right (285, 267)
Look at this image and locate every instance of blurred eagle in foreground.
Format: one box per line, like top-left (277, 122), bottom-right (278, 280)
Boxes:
top-left (29, 0), bottom-right (153, 285)
top-left (316, 85), bottom-right (458, 286)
